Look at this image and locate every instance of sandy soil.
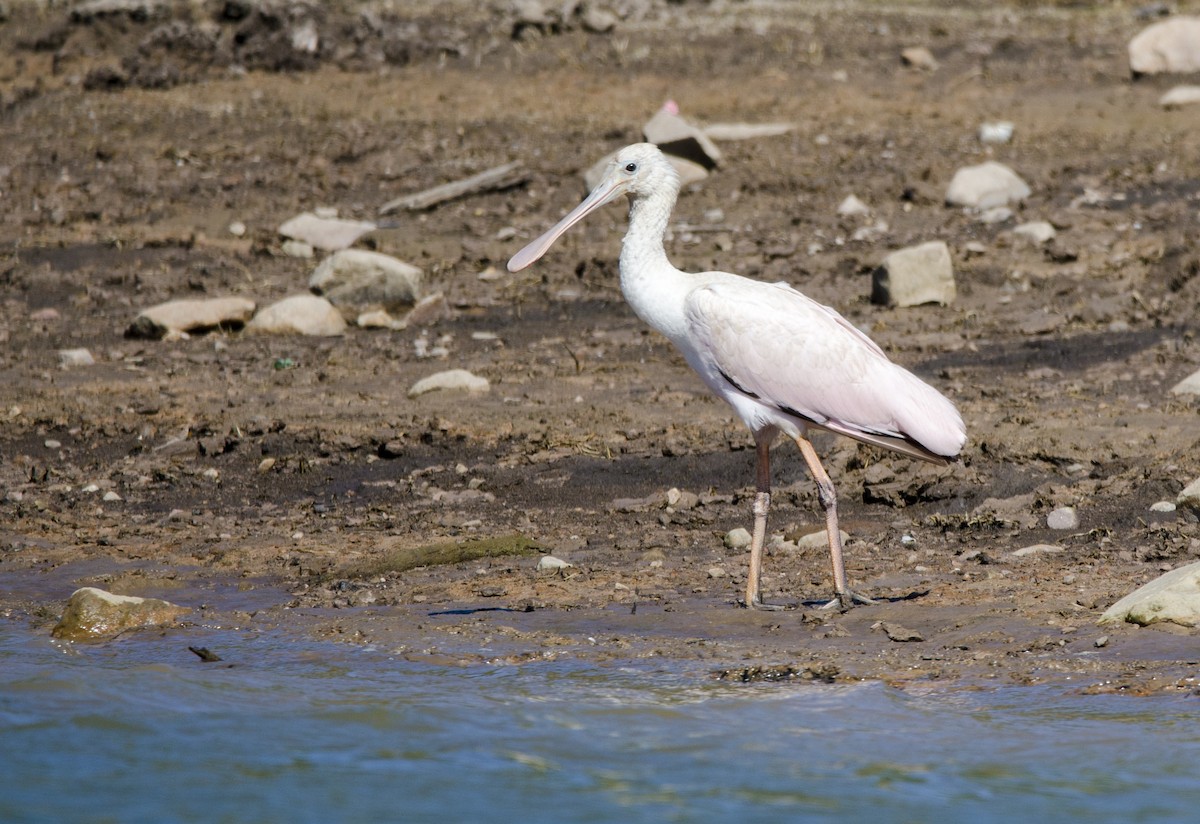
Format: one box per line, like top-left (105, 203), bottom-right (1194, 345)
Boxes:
top-left (2, 0), bottom-right (1199, 692)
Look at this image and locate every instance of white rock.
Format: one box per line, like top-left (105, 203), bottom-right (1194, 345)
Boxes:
top-left (357, 309), bottom-right (403, 330)
top-left (1011, 543), bottom-right (1063, 558)
top-left (794, 529), bottom-right (849, 551)
top-left (537, 555), bottom-right (573, 571)
top-left (1160, 84), bottom-right (1200, 108)
top-left (309, 249), bottom-right (422, 309)
top-left (278, 212), bottom-right (376, 251)
top-left (900, 46), bottom-right (938, 71)
top-left (281, 239), bottom-right (315, 259)
top-left (945, 161), bottom-right (1031, 209)
top-left (128, 297), bottom-right (257, 339)
top-left (1150, 501), bottom-right (1177, 513)
top-left (1099, 561), bottom-right (1200, 627)
top-left (707, 566), bottom-right (728, 578)
top-left (1170, 368), bottom-right (1200, 396)
top-left (978, 207), bottom-right (1014, 225)
top-left (1047, 506), bottom-right (1079, 530)
top-left (1178, 477), bottom-right (1200, 510)
top-left (58, 348), bottom-right (95, 367)
top-left (837, 194), bottom-right (872, 217)
top-left (407, 369), bottom-right (490, 398)
top-left (103, 490), bottom-right (122, 502)
top-left (872, 240), bottom-right (956, 307)
top-left (642, 105), bottom-right (722, 170)
top-left (978, 121), bottom-right (1014, 144)
top-left (701, 122), bottom-right (795, 141)
top-left (1129, 16), bottom-right (1200, 76)
top-left (724, 527), bottom-right (752, 549)
top-left (1011, 221), bottom-right (1056, 245)
top-left (246, 295), bottom-right (347, 337)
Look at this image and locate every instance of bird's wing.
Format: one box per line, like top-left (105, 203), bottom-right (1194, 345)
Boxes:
top-left (684, 278), bottom-right (964, 459)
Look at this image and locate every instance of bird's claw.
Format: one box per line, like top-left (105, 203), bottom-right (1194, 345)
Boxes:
top-left (741, 597), bottom-right (788, 611)
top-left (817, 589), bottom-right (877, 611)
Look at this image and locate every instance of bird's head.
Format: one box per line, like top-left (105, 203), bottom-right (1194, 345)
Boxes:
top-left (507, 143), bottom-right (679, 272)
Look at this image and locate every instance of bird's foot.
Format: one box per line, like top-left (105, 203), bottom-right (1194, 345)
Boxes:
top-left (817, 589), bottom-right (877, 611)
top-left (740, 596), bottom-right (789, 611)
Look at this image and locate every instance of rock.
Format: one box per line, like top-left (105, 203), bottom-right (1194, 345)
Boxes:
top-left (1160, 85), bottom-right (1200, 108)
top-left (1047, 506), bottom-right (1079, 530)
top-left (900, 46), bottom-right (938, 71)
top-left (52, 586), bottom-right (189, 641)
top-left (1170, 368), bottom-right (1200, 396)
top-left (580, 5), bottom-right (617, 33)
top-left (724, 527), bottom-right (752, 549)
top-left (978, 121), bottom-right (1014, 144)
top-left (701, 122), bottom-right (795, 141)
top-left (837, 194), bottom-right (871, 217)
top-left (309, 249), bottom-right (422, 309)
top-left (357, 308), bottom-right (402, 329)
top-left (1011, 221), bottom-right (1056, 245)
top-left (707, 566), bottom-right (727, 578)
top-left (978, 206), bottom-right (1014, 225)
top-left (58, 348), bottom-right (95, 367)
top-left (1129, 16), bottom-right (1200, 76)
top-left (128, 297), bottom-right (257, 339)
top-left (246, 295), bottom-right (347, 336)
top-left (1177, 477), bottom-right (1200, 510)
top-left (1150, 501), bottom-right (1177, 513)
top-left (794, 529), bottom-right (849, 551)
top-left (278, 211), bottom-right (376, 251)
top-left (403, 292), bottom-right (451, 327)
top-left (281, 239), bottom-right (314, 258)
top-left (1011, 544), bottom-right (1063, 558)
top-left (881, 621), bottom-right (924, 642)
top-left (642, 103), bottom-right (722, 170)
top-left (407, 368), bottom-right (489, 398)
top-left (537, 555), bottom-right (572, 571)
top-left (945, 161), bottom-right (1031, 209)
top-left (1099, 561), bottom-right (1200, 627)
top-left (871, 241), bottom-right (956, 307)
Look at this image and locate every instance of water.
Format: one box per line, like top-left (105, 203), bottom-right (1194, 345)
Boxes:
top-left (2, 622), bottom-right (1198, 824)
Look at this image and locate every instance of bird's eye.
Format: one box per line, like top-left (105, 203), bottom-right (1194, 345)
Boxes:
top-left (624, 162), bottom-right (637, 173)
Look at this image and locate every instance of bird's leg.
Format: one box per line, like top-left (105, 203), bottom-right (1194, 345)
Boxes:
top-left (793, 435), bottom-right (876, 610)
top-left (744, 433), bottom-right (783, 610)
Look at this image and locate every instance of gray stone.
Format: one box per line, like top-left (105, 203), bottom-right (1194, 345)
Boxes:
top-left (724, 527), bottom-right (752, 549)
top-left (1129, 17), bottom-right (1200, 76)
top-left (403, 292), bottom-right (451, 327)
top-left (1170, 368), bottom-right (1200, 397)
top-left (128, 297), bottom-right (256, 339)
top-left (1160, 85), bottom-right (1200, 108)
top-left (945, 161), bottom-right (1031, 209)
top-left (872, 241), bottom-right (956, 307)
top-left (247, 295), bottom-right (347, 337)
top-left (1099, 561), bottom-right (1200, 627)
top-left (794, 529), bottom-right (849, 551)
top-left (408, 369), bottom-right (490, 398)
top-left (278, 212), bottom-right (376, 251)
top-left (309, 249), bottom-right (422, 310)
top-left (52, 586), bottom-right (189, 641)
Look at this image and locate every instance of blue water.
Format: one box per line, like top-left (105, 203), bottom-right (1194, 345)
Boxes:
top-left (1, 622), bottom-right (1198, 824)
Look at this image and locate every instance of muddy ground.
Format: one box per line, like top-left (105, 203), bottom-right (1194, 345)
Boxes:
top-left (2, 0), bottom-right (1200, 692)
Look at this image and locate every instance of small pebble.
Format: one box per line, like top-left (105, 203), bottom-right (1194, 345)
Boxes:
top-left (1150, 501), bottom-right (1177, 513)
top-left (1047, 507), bottom-right (1079, 530)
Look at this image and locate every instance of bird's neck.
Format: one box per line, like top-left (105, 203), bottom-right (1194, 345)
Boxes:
top-left (619, 188), bottom-right (675, 284)
top-left (618, 187), bottom-right (692, 341)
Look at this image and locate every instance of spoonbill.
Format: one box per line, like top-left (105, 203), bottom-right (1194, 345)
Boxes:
top-left (508, 143), bottom-right (966, 609)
